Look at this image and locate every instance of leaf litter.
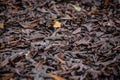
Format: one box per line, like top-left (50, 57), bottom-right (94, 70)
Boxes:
top-left (0, 0), bottom-right (120, 80)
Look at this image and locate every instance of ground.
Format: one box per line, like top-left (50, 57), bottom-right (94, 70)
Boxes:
top-left (0, 0), bottom-right (120, 80)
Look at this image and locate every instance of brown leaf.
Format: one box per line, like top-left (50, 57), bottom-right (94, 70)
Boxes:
top-left (35, 60), bottom-right (44, 68)
top-left (0, 43), bottom-right (5, 49)
top-left (72, 28), bottom-right (81, 34)
top-left (61, 15), bottom-right (72, 20)
top-left (113, 46), bottom-right (120, 50)
top-left (49, 73), bottom-right (66, 80)
top-left (105, 0), bottom-right (109, 4)
top-left (57, 57), bottom-right (66, 64)
top-left (89, 8), bottom-right (98, 15)
top-left (1, 73), bottom-right (15, 80)
top-left (0, 52), bottom-right (25, 69)
top-left (0, 58), bottom-right (9, 69)
top-left (20, 19), bottom-right (40, 28)
top-left (0, 23), bottom-right (4, 29)
top-left (75, 39), bottom-right (90, 45)
top-left (70, 64), bottom-right (79, 70)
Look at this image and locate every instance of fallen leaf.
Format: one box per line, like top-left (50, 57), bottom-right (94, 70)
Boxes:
top-left (71, 4), bottom-right (81, 11)
top-left (53, 20), bottom-right (61, 28)
top-left (105, 0), bottom-right (109, 4)
top-left (75, 39), bottom-right (90, 45)
top-left (57, 57), bottom-right (66, 64)
top-left (20, 19), bottom-right (40, 28)
top-left (0, 52), bottom-right (25, 69)
top-left (1, 73), bottom-right (15, 80)
top-left (0, 43), bottom-right (5, 49)
top-left (25, 51), bottom-right (33, 57)
top-left (61, 15), bottom-right (72, 20)
top-left (90, 8), bottom-right (98, 15)
top-left (49, 73), bottom-right (66, 80)
top-left (72, 28), bottom-right (81, 34)
top-left (0, 23), bottom-right (4, 29)
top-left (70, 64), bottom-right (79, 70)
top-left (0, 58), bottom-right (9, 69)
top-left (35, 60), bottom-right (44, 68)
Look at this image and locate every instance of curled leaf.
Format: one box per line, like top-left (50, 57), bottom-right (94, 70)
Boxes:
top-left (0, 43), bottom-right (5, 49)
top-left (25, 51), bottom-right (33, 57)
top-left (72, 28), bottom-right (81, 34)
top-left (1, 73), bottom-right (15, 80)
top-left (53, 20), bottom-right (61, 28)
top-left (89, 8), bottom-right (98, 15)
top-left (20, 19), bottom-right (40, 29)
top-left (71, 4), bottom-right (81, 11)
top-left (57, 57), bottom-right (66, 64)
top-left (61, 15), bottom-right (72, 20)
top-left (49, 73), bottom-right (66, 80)
top-left (0, 23), bottom-right (4, 29)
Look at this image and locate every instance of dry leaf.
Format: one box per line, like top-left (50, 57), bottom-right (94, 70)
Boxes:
top-left (72, 28), bottom-right (81, 34)
top-left (57, 57), bottom-right (66, 64)
top-left (0, 43), bottom-right (5, 49)
top-left (105, 0), bottom-right (109, 4)
top-left (35, 60), bottom-right (44, 68)
top-left (75, 39), bottom-right (91, 45)
top-left (71, 4), bottom-right (81, 11)
top-left (0, 58), bottom-right (9, 69)
top-left (49, 73), bottom-right (66, 80)
top-left (20, 19), bottom-right (40, 28)
top-left (1, 73), bottom-right (15, 80)
top-left (53, 20), bottom-right (61, 28)
top-left (90, 8), bottom-right (98, 15)
top-left (70, 64), bottom-right (79, 70)
top-left (61, 15), bottom-right (72, 20)
top-left (0, 23), bottom-right (4, 29)
top-left (25, 51), bottom-right (33, 57)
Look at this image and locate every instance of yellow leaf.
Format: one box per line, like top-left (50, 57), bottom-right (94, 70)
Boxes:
top-left (0, 23), bottom-right (4, 29)
top-left (71, 4), bottom-right (81, 11)
top-left (49, 73), bottom-right (66, 80)
top-left (53, 20), bottom-right (61, 28)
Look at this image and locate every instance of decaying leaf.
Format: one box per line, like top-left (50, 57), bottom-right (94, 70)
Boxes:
top-left (0, 52), bottom-right (25, 69)
top-left (61, 15), bottom-right (72, 20)
top-left (57, 57), bottom-right (66, 64)
top-left (105, 0), bottom-right (110, 4)
top-left (89, 8), bottom-right (98, 15)
top-left (20, 19), bottom-right (40, 28)
top-left (72, 28), bottom-right (81, 34)
top-left (25, 51), bottom-right (33, 57)
top-left (53, 20), bottom-right (61, 28)
top-left (0, 58), bottom-right (9, 69)
top-left (70, 4), bottom-right (81, 11)
top-left (0, 43), bottom-right (5, 49)
top-left (75, 39), bottom-right (90, 45)
top-left (49, 73), bottom-right (66, 80)
top-left (35, 60), bottom-right (44, 68)
top-left (0, 23), bottom-right (4, 29)
top-left (1, 73), bottom-right (15, 80)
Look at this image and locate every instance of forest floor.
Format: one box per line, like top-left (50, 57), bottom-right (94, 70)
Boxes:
top-left (0, 0), bottom-right (120, 80)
